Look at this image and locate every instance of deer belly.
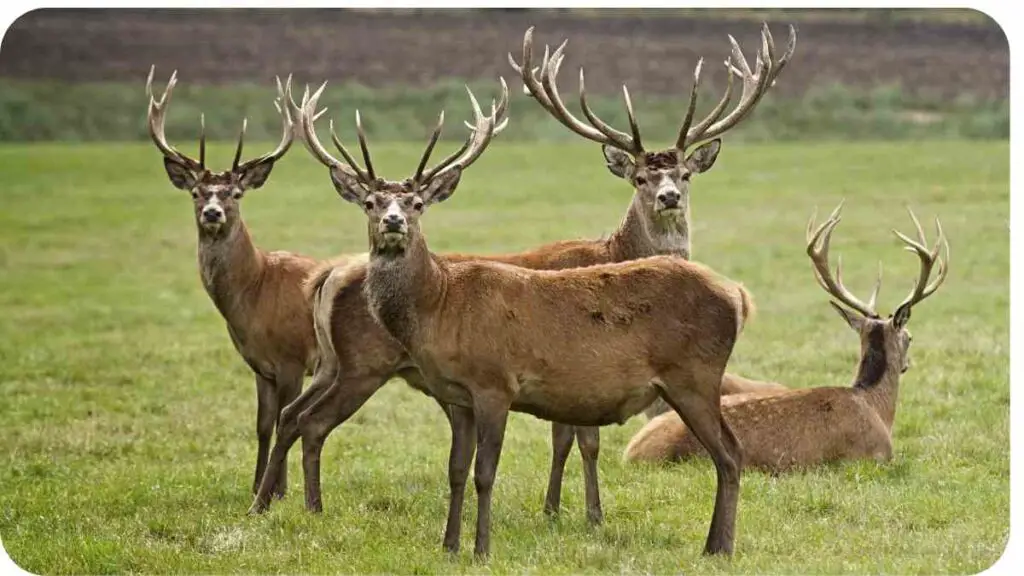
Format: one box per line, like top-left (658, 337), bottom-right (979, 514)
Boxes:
top-left (511, 375), bottom-right (660, 426)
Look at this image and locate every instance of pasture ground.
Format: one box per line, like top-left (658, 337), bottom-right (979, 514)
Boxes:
top-left (0, 140), bottom-right (1009, 573)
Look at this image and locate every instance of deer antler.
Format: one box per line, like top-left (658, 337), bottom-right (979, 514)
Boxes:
top-left (892, 207), bottom-right (949, 312)
top-left (232, 80), bottom-right (296, 174)
top-left (676, 23), bottom-right (797, 153)
top-left (146, 65), bottom-right (205, 172)
top-left (806, 202), bottom-right (882, 319)
top-left (509, 28), bottom-right (643, 155)
top-left (299, 82), bottom-right (377, 186)
top-left (417, 78), bottom-right (510, 183)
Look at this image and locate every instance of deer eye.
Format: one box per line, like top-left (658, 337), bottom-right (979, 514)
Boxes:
top-left (634, 176), bottom-right (646, 186)
top-left (412, 200), bottom-right (424, 211)
top-left (232, 191), bottom-right (243, 200)
top-left (681, 172), bottom-right (692, 182)
top-left (363, 199), bottom-right (375, 210)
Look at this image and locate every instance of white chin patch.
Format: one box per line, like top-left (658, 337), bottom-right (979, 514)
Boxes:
top-left (382, 231), bottom-right (406, 244)
top-left (658, 207), bottom-right (683, 219)
top-left (202, 220), bottom-right (224, 230)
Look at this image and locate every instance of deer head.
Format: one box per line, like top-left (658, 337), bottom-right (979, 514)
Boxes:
top-left (807, 203), bottom-right (949, 376)
top-left (509, 24), bottom-right (795, 228)
top-left (298, 78), bottom-right (509, 254)
top-left (146, 66), bottom-right (294, 237)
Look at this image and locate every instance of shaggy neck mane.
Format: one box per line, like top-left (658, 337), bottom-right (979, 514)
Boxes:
top-left (609, 194), bottom-right (691, 261)
top-left (853, 324), bottom-right (901, 430)
top-left (197, 219), bottom-right (266, 323)
top-left (364, 230), bottom-right (445, 349)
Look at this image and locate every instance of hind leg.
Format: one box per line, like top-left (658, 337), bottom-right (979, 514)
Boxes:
top-left (297, 373), bottom-right (385, 513)
top-left (657, 367), bottom-right (742, 556)
top-left (271, 366), bottom-right (305, 499)
top-left (543, 423), bottom-right (575, 518)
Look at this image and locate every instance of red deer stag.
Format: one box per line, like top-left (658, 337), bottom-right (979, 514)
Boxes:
top-left (508, 23), bottom-right (794, 517)
top-left (288, 77), bottom-right (752, 558)
top-left (624, 204), bottom-right (949, 472)
top-left (146, 67), bottom-right (355, 499)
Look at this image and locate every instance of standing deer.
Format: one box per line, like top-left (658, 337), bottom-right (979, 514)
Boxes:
top-left (624, 204), bottom-right (949, 472)
top-left (290, 76), bottom-right (752, 558)
top-left (507, 24), bottom-right (795, 518)
top-left (146, 67), bottom-right (353, 499)
top-left (250, 23), bottom-right (793, 531)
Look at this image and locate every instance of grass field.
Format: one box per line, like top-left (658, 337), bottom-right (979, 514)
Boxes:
top-left (0, 140), bottom-right (1009, 573)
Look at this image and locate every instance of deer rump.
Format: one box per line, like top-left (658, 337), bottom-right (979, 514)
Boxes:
top-left (366, 254), bottom-right (744, 427)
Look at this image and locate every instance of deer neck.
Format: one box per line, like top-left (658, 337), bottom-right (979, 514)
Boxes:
top-left (197, 219), bottom-right (266, 324)
top-left (851, 325), bottom-right (902, 431)
top-left (609, 196), bottom-right (691, 261)
top-left (364, 229), bottom-right (445, 350)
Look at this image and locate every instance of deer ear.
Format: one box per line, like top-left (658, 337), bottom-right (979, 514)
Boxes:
top-left (683, 139), bottom-right (721, 174)
top-left (237, 161), bottom-right (275, 190)
top-left (423, 166), bottom-right (462, 206)
top-left (892, 303), bottom-right (912, 329)
top-left (163, 157), bottom-right (198, 190)
top-left (829, 301), bottom-right (865, 332)
top-left (329, 167), bottom-right (369, 204)
top-left (602, 145), bottom-right (635, 180)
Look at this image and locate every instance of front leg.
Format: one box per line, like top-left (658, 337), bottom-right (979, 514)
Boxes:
top-left (440, 402), bottom-right (476, 554)
top-left (471, 392), bottom-right (511, 560)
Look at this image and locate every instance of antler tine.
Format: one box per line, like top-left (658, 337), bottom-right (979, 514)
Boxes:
top-left (680, 23), bottom-right (795, 152)
top-left (145, 65), bottom-right (204, 172)
top-left (298, 81), bottom-right (371, 185)
top-left (674, 58), bottom-right (703, 151)
top-left (805, 202), bottom-right (879, 318)
top-left (866, 261), bottom-right (883, 312)
top-left (234, 80), bottom-right (295, 173)
top-left (353, 111), bottom-right (377, 182)
top-left (199, 113), bottom-right (206, 169)
top-left (892, 208), bottom-right (950, 311)
top-left (767, 24), bottom-right (798, 86)
top-left (414, 110), bottom-right (446, 184)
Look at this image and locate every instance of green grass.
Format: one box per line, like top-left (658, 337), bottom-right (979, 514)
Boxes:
top-left (0, 140), bottom-right (1008, 573)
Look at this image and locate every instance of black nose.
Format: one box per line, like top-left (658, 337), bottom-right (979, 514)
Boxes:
top-left (657, 191), bottom-right (680, 208)
top-left (202, 208), bottom-right (222, 222)
top-left (383, 214), bottom-right (404, 232)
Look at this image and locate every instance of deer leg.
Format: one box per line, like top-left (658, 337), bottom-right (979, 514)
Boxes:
top-left (298, 374), bottom-right (385, 513)
top-left (575, 426), bottom-right (603, 525)
top-left (249, 361), bottom-right (337, 513)
top-left (543, 423), bottom-right (575, 518)
top-left (657, 369), bottom-right (741, 556)
top-left (253, 374), bottom-right (277, 497)
top-left (441, 403), bottom-right (476, 554)
top-left (471, 393), bottom-right (511, 560)
top-left (271, 367), bottom-right (305, 500)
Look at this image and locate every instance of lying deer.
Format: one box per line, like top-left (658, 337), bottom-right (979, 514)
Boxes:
top-left (624, 204), bottom-right (949, 472)
top-left (293, 74), bottom-right (754, 557)
top-left (508, 24), bottom-right (795, 517)
top-left (250, 22), bottom-right (793, 529)
top-left (146, 68), bottom-right (355, 499)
